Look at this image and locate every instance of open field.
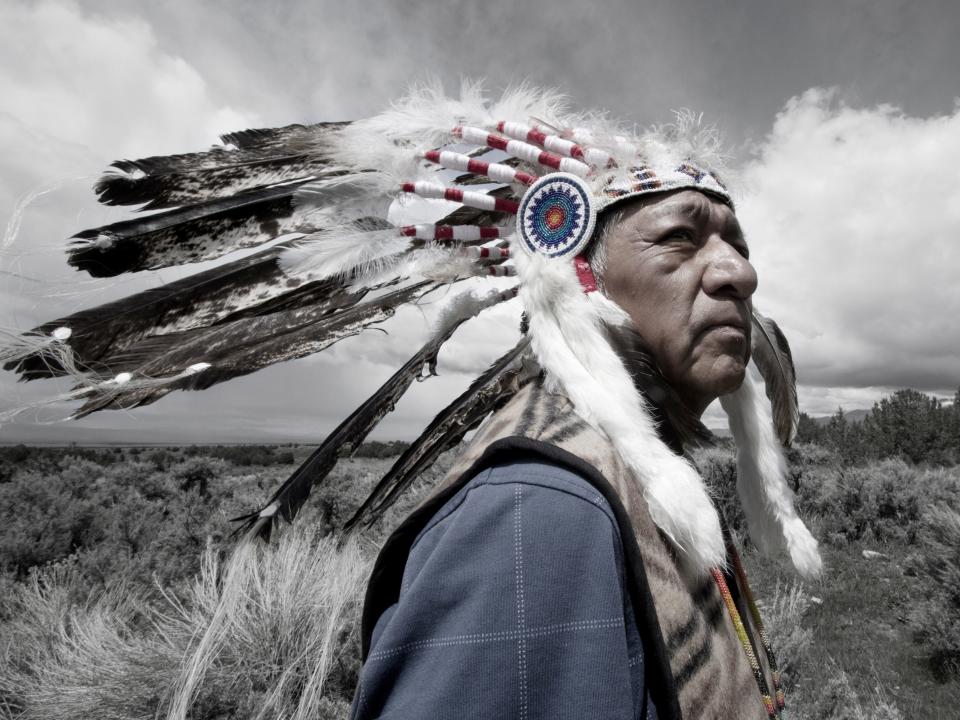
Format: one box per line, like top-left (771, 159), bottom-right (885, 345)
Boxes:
top-left (1, 442), bottom-right (958, 718)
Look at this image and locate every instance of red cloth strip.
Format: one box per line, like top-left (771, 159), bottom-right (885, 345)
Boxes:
top-left (573, 255), bottom-right (597, 293)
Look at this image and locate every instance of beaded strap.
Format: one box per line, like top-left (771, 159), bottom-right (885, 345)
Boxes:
top-left (729, 544), bottom-right (786, 713)
top-left (710, 543), bottom-right (785, 719)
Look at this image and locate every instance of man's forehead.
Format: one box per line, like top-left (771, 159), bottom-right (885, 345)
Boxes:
top-left (639, 189), bottom-right (736, 221)
top-left (622, 189), bottom-right (742, 235)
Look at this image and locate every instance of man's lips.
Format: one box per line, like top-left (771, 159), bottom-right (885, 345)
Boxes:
top-left (695, 311), bottom-right (749, 340)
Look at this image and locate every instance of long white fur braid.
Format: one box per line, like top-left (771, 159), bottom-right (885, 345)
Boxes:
top-left (513, 244), bottom-right (727, 574)
top-left (721, 375), bottom-right (822, 578)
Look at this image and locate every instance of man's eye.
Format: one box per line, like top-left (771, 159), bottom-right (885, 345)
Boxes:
top-left (663, 229), bottom-right (696, 244)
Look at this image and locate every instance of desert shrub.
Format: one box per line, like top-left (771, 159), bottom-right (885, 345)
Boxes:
top-left (0, 459), bottom-right (105, 577)
top-left (0, 453), bottom-right (243, 593)
top-left (801, 460), bottom-right (923, 545)
top-left (62, 447), bottom-right (121, 467)
top-left (910, 505), bottom-right (960, 680)
top-left (789, 442), bottom-right (840, 470)
top-left (799, 461), bottom-right (960, 547)
top-left (145, 448), bottom-right (179, 472)
top-left (352, 440), bottom-right (411, 459)
top-left (205, 445), bottom-right (296, 467)
top-left (696, 444), bottom-right (960, 550)
top-left (0, 443), bottom-right (33, 476)
top-left (695, 443), bottom-right (843, 537)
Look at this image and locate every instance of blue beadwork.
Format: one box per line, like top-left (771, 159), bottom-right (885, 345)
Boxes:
top-left (519, 175), bottom-right (594, 258)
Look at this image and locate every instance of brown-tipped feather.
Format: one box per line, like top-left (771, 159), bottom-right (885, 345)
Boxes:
top-left (69, 181), bottom-right (317, 277)
top-left (750, 309), bottom-right (800, 447)
top-left (98, 155), bottom-right (329, 211)
top-left (220, 122), bottom-right (348, 152)
top-left (69, 280), bottom-right (440, 417)
top-left (9, 245), bottom-right (303, 378)
top-left (96, 122), bottom-right (348, 208)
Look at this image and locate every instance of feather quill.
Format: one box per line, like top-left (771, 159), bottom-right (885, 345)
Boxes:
top-left (344, 336), bottom-right (529, 533)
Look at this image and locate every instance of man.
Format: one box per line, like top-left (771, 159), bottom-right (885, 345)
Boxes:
top-left (351, 162), bottom-right (816, 719)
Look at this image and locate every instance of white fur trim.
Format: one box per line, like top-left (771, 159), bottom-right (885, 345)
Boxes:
top-left (720, 374), bottom-right (823, 579)
top-left (514, 242), bottom-right (726, 574)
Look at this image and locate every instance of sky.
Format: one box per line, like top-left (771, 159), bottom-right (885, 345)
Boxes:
top-left (1, 0), bottom-right (958, 444)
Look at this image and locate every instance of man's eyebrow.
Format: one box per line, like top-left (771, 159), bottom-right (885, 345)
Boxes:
top-left (644, 198), bottom-right (709, 221)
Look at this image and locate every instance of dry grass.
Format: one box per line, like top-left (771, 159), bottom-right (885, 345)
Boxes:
top-left (1, 528), bottom-right (372, 720)
top-left (788, 660), bottom-right (906, 720)
top-left (755, 581), bottom-right (812, 689)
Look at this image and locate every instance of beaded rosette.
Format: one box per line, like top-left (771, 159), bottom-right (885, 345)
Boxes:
top-left (516, 173), bottom-right (596, 259)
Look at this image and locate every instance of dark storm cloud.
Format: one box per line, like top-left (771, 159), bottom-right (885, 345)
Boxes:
top-left (77, 0), bottom-right (960, 146)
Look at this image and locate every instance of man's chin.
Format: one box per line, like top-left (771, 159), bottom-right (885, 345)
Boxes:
top-left (695, 358), bottom-right (749, 399)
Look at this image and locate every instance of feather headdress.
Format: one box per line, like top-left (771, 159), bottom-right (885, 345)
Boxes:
top-left (2, 82), bottom-right (819, 577)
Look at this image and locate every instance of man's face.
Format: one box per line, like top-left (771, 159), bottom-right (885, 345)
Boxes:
top-left (599, 189), bottom-right (757, 416)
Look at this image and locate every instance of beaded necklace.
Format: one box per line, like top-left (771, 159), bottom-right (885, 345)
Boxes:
top-left (710, 541), bottom-right (785, 720)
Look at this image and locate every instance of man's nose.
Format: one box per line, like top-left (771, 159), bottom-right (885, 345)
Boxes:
top-left (701, 237), bottom-right (758, 300)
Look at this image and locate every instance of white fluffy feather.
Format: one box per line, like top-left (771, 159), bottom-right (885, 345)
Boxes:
top-left (333, 81), bottom-right (572, 177)
top-left (279, 228), bottom-right (410, 281)
top-left (514, 244), bottom-right (726, 574)
top-left (720, 374), bottom-right (823, 579)
top-left (341, 244), bottom-right (477, 290)
top-left (293, 175), bottom-right (394, 224)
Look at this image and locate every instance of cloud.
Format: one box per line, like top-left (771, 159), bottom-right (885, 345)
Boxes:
top-left (739, 89), bottom-right (960, 398)
top-left (0, 1), bottom-right (257, 165)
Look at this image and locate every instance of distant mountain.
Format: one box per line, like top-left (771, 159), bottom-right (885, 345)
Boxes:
top-left (811, 408), bottom-right (871, 425)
